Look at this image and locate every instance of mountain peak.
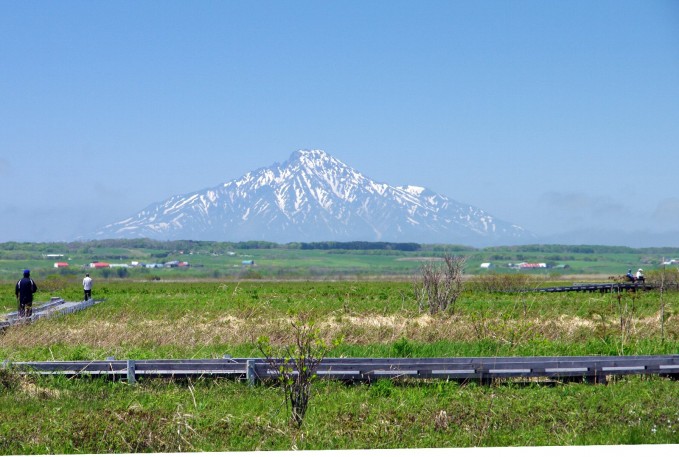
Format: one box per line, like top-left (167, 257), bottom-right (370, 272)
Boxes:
top-left (291, 149), bottom-right (328, 159)
top-left (94, 149), bottom-right (534, 245)
top-left (288, 149), bottom-right (347, 171)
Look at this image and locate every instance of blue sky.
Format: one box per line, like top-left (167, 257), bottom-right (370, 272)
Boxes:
top-left (1, 0), bottom-right (678, 246)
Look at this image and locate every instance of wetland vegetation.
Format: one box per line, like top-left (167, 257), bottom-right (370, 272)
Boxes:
top-left (1, 241), bottom-right (678, 452)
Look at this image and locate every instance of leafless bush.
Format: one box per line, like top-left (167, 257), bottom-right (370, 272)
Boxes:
top-left (414, 254), bottom-right (466, 315)
top-left (257, 317), bottom-right (339, 428)
top-left (649, 266), bottom-right (679, 342)
top-left (647, 267), bottom-right (679, 286)
top-left (614, 289), bottom-right (637, 354)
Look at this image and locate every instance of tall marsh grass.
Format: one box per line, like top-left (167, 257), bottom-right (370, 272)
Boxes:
top-left (1, 281), bottom-right (677, 361)
top-left (1, 280), bottom-right (678, 451)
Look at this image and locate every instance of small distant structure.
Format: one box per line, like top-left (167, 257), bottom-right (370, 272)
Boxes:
top-left (242, 260), bottom-right (255, 266)
top-left (479, 262), bottom-right (494, 269)
top-left (89, 262), bottom-right (110, 269)
top-left (44, 254), bottom-right (64, 259)
top-left (516, 262), bottom-right (547, 270)
top-left (161, 260), bottom-right (190, 268)
top-left (662, 259), bottom-right (679, 265)
top-left (53, 262), bottom-right (69, 268)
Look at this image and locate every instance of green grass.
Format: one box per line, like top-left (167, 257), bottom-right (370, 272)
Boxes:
top-left (1, 373), bottom-right (677, 453)
top-left (1, 279), bottom-right (678, 451)
top-left (2, 240), bottom-right (679, 280)
top-left (2, 281), bottom-right (678, 361)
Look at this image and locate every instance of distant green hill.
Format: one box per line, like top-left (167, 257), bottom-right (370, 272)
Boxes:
top-left (1, 239), bottom-right (678, 281)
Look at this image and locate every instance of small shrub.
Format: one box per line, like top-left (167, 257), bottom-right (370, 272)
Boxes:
top-left (240, 269), bottom-right (262, 280)
top-left (467, 273), bottom-right (536, 293)
top-left (414, 254), bottom-right (466, 315)
top-left (369, 378), bottom-right (394, 398)
top-left (39, 275), bottom-right (74, 295)
top-left (0, 366), bottom-right (21, 392)
top-left (258, 317), bottom-right (341, 428)
top-left (392, 337), bottom-right (414, 358)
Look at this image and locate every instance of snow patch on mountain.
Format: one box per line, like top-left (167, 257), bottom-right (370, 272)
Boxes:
top-left (94, 149), bottom-right (534, 245)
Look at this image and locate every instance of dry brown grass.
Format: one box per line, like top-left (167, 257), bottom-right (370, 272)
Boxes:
top-left (19, 377), bottom-right (61, 399)
top-left (3, 310), bottom-right (676, 351)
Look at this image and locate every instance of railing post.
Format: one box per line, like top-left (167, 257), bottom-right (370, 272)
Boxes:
top-left (246, 359), bottom-right (256, 386)
top-left (127, 359), bottom-right (136, 385)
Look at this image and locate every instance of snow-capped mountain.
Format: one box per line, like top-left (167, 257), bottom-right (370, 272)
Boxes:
top-left (94, 149), bottom-right (534, 245)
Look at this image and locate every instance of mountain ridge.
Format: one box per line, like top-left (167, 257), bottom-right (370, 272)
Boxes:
top-left (94, 149), bottom-right (535, 246)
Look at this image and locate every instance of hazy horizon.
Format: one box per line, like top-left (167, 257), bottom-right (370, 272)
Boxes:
top-left (2, 1), bottom-right (678, 247)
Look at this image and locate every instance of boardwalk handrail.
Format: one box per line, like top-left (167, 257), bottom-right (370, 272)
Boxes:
top-left (4, 355), bottom-right (679, 385)
top-left (531, 282), bottom-right (656, 293)
top-left (0, 298), bottom-right (103, 330)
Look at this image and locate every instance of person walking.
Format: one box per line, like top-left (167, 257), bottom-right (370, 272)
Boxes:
top-left (15, 269), bottom-right (37, 318)
top-left (83, 273), bottom-right (93, 301)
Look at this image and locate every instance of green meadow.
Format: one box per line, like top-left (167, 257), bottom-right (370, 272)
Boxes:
top-left (2, 241), bottom-right (679, 452)
top-left (2, 240), bottom-right (679, 281)
top-left (2, 280), bottom-right (679, 452)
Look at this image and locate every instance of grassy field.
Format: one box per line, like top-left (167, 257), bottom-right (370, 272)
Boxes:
top-left (2, 280), bottom-right (678, 360)
top-left (2, 240), bottom-right (679, 281)
top-left (2, 373), bottom-right (677, 453)
top-left (1, 279), bottom-right (679, 452)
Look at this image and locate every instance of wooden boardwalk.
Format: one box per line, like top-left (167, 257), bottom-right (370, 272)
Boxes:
top-left (533, 282), bottom-right (654, 293)
top-left (0, 298), bottom-right (102, 330)
top-left (3, 293), bottom-right (677, 386)
top-left (5, 355), bottom-right (679, 385)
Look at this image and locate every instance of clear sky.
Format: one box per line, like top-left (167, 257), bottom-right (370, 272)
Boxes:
top-left (1, 0), bottom-right (678, 246)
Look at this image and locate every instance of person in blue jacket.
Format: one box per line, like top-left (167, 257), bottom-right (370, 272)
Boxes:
top-left (15, 269), bottom-right (38, 317)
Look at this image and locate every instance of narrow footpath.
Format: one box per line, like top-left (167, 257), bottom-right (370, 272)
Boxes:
top-left (0, 298), bottom-right (102, 330)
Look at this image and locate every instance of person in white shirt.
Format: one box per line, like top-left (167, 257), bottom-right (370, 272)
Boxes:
top-left (635, 269), bottom-right (645, 283)
top-left (83, 273), bottom-right (93, 301)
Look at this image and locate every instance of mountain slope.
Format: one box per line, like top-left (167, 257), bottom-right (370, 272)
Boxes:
top-left (94, 149), bottom-right (534, 245)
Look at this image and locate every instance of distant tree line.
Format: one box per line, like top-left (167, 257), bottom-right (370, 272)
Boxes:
top-left (1, 239), bottom-right (679, 256)
top-left (482, 244), bottom-right (679, 255)
top-left (298, 241), bottom-right (421, 251)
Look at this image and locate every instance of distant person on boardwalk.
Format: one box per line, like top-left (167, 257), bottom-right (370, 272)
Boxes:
top-left (626, 269), bottom-right (635, 282)
top-left (83, 273), bottom-right (93, 301)
top-left (15, 269), bottom-right (37, 318)
top-left (636, 268), bottom-right (645, 283)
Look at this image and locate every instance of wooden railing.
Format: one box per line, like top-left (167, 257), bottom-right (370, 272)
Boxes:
top-left (534, 282), bottom-right (654, 293)
top-left (4, 355), bottom-right (678, 385)
top-left (0, 298), bottom-right (101, 330)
